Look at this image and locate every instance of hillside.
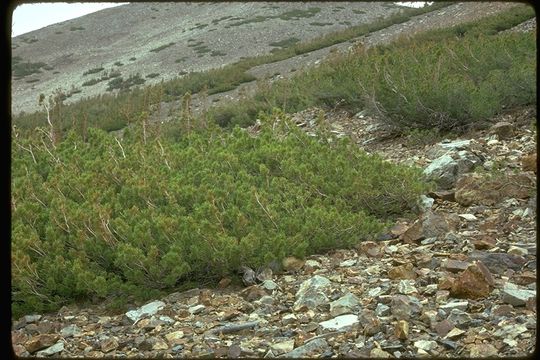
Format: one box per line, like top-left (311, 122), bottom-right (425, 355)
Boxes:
top-left (12, 1), bottom-right (407, 115)
top-left (11, 2), bottom-right (537, 358)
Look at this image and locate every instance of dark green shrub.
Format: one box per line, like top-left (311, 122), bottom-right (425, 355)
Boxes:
top-left (12, 110), bottom-right (429, 317)
top-left (83, 67), bottom-right (104, 76)
top-left (150, 42), bottom-right (175, 53)
top-left (12, 61), bottom-right (47, 78)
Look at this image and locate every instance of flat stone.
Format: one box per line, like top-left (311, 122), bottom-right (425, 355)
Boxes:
top-left (261, 280), bottom-right (279, 291)
top-left (375, 303), bottom-right (391, 317)
top-left (502, 282), bottom-right (536, 306)
top-left (446, 309), bottom-right (472, 326)
top-left (319, 314), bottom-right (359, 331)
top-left (445, 327), bottom-right (465, 339)
top-left (339, 259), bottom-right (357, 267)
top-left (125, 300), bottom-right (166, 323)
top-left (440, 301), bottom-right (469, 312)
top-left (423, 154), bottom-right (458, 190)
top-left (458, 213), bottom-right (478, 221)
top-left (468, 252), bottom-right (527, 274)
top-left (442, 259), bottom-right (470, 273)
top-left (508, 246), bottom-right (528, 256)
top-left (414, 340), bottom-right (438, 351)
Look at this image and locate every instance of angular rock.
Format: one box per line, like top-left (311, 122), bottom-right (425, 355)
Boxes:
top-left (319, 314), bottom-right (359, 331)
top-left (502, 282), bottom-right (536, 306)
top-left (446, 309), bottom-right (472, 326)
top-left (358, 310), bottom-right (382, 335)
top-left (241, 266), bottom-right (257, 286)
top-left (125, 300), bottom-right (166, 323)
top-left (339, 259), bottom-right (357, 267)
top-left (468, 251), bottom-right (527, 274)
top-left (423, 154), bottom-right (458, 190)
top-left (508, 246), bottom-right (528, 257)
top-left (468, 343), bottom-right (498, 357)
top-left (388, 263), bottom-right (417, 280)
top-left (490, 121), bottom-right (515, 139)
top-left (394, 320), bottom-right (409, 340)
top-left (428, 189), bottom-right (456, 202)
top-left (414, 340), bottom-right (438, 352)
top-left (36, 341), bottom-right (64, 357)
top-left (442, 259), bottom-right (470, 273)
top-left (370, 347), bottom-right (392, 358)
top-left (100, 337), bottom-right (119, 353)
top-left (281, 313), bottom-right (297, 326)
top-left (165, 331), bottom-right (184, 345)
top-left (60, 324), bottom-right (81, 338)
top-left (450, 261), bottom-right (494, 299)
top-left (329, 292), bottom-right (361, 317)
top-left (293, 275), bottom-right (332, 311)
top-left (445, 327), bottom-right (465, 339)
top-left (397, 280), bottom-right (417, 295)
top-left (271, 340), bottom-right (295, 355)
top-left (390, 295), bottom-right (423, 320)
top-left (375, 303), bottom-right (391, 317)
top-left (401, 211), bottom-right (452, 243)
top-left (280, 338), bottom-right (330, 358)
top-left (434, 319), bottom-right (455, 337)
top-left (240, 285), bottom-right (267, 301)
top-left (426, 139), bottom-right (472, 159)
top-left (25, 334), bottom-right (60, 353)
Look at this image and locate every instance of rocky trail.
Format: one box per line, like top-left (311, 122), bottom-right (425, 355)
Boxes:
top-left (11, 103), bottom-right (537, 358)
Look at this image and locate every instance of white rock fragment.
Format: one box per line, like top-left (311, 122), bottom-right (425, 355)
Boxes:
top-left (319, 314), bottom-right (359, 330)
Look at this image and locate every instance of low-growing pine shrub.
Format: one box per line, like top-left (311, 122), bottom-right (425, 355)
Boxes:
top-left (11, 110), bottom-right (429, 317)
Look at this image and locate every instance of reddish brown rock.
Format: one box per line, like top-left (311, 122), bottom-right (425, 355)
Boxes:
top-left (394, 320), bottom-right (409, 340)
top-left (359, 241), bottom-right (383, 258)
top-left (388, 263), bottom-right (417, 280)
top-left (450, 261), bottom-right (494, 299)
top-left (455, 173), bottom-right (535, 206)
top-left (521, 152), bottom-right (537, 173)
top-left (25, 334), bottom-right (60, 354)
top-left (472, 236), bottom-right (496, 250)
top-left (428, 190), bottom-right (456, 202)
top-left (100, 337), bottom-right (119, 353)
top-left (240, 285), bottom-right (267, 301)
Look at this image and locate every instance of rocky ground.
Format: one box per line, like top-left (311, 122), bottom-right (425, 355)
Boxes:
top-left (11, 104), bottom-right (537, 358)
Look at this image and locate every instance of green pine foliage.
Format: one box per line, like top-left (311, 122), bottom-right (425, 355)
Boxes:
top-left (208, 5), bottom-right (536, 131)
top-left (12, 110), bottom-right (429, 317)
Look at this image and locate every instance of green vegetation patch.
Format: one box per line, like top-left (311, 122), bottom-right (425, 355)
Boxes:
top-left (146, 73), bottom-right (160, 79)
top-left (83, 67), bottom-right (105, 76)
top-left (11, 110), bottom-right (428, 317)
top-left (206, 5), bottom-right (536, 132)
top-left (150, 42), bottom-right (176, 53)
top-left (70, 26), bottom-right (85, 31)
top-left (269, 37), bottom-right (301, 49)
top-left (106, 73), bottom-right (146, 92)
top-left (12, 59), bottom-right (48, 79)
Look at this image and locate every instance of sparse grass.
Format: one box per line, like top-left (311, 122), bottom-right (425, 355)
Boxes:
top-left (353, 10), bottom-right (366, 15)
top-left (70, 26), bottom-right (85, 31)
top-left (55, 31), bottom-right (63, 34)
top-left (190, 23), bottom-right (208, 31)
top-left (146, 73), bottom-right (160, 79)
top-left (129, 57), bottom-right (136, 61)
top-left (175, 57), bottom-right (188, 63)
top-left (114, 61), bottom-right (124, 66)
top-left (150, 42), bottom-right (175, 53)
top-left (25, 78), bottom-right (40, 83)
